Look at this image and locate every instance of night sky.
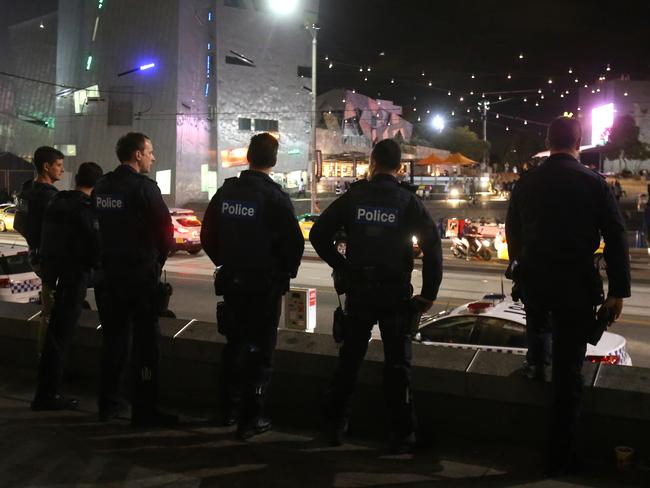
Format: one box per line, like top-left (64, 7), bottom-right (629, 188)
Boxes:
top-left (318, 0), bottom-right (650, 159)
top-left (2, 0), bottom-right (649, 160)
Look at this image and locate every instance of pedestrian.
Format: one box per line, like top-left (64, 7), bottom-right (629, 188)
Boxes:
top-left (31, 162), bottom-right (103, 411)
top-left (506, 117), bottom-right (630, 476)
top-left (201, 133), bottom-right (304, 439)
top-left (309, 139), bottom-right (443, 454)
top-left (613, 179), bottom-right (623, 202)
top-left (335, 180), bottom-right (342, 195)
top-left (298, 178), bottom-right (306, 198)
top-left (14, 146), bottom-right (64, 352)
top-left (94, 132), bottom-right (177, 427)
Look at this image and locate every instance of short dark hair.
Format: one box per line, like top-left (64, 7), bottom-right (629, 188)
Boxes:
top-left (116, 132), bottom-right (150, 163)
top-left (75, 162), bottom-right (103, 188)
top-left (371, 139), bottom-right (401, 170)
top-left (547, 117), bottom-right (582, 151)
top-left (247, 133), bottom-right (278, 168)
top-left (33, 146), bottom-right (64, 173)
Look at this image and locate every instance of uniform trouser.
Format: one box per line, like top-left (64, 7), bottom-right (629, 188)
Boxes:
top-left (522, 300), bottom-right (552, 367)
top-left (219, 289), bottom-right (282, 424)
top-left (98, 283), bottom-right (160, 416)
top-left (34, 271), bottom-right (88, 401)
top-left (37, 282), bottom-right (56, 354)
top-left (326, 292), bottom-right (415, 441)
top-left (549, 305), bottom-right (592, 461)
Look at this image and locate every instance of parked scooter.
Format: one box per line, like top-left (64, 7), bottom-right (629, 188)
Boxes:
top-left (451, 235), bottom-right (492, 261)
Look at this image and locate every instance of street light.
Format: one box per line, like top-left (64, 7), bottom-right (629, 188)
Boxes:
top-left (269, 0), bottom-right (298, 15)
top-left (270, 0), bottom-right (319, 214)
top-left (431, 115), bottom-right (445, 132)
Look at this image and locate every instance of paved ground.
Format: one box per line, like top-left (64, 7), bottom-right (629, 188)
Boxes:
top-left (0, 367), bottom-right (648, 487)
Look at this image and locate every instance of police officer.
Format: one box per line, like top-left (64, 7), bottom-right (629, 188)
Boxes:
top-left (201, 133), bottom-right (303, 440)
top-left (14, 146), bottom-right (64, 351)
top-left (31, 162), bottom-right (103, 411)
top-left (309, 139), bottom-right (443, 454)
top-left (94, 132), bottom-right (177, 427)
top-left (506, 117), bottom-right (630, 476)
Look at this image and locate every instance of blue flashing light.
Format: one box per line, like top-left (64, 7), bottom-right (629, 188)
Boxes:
top-left (139, 62), bottom-right (155, 71)
top-left (205, 82), bottom-right (210, 97)
top-left (208, 42), bottom-right (212, 50)
top-left (208, 11), bottom-right (213, 21)
top-left (206, 55), bottom-right (211, 74)
top-left (98, 0), bottom-right (104, 9)
top-left (85, 55), bottom-right (93, 71)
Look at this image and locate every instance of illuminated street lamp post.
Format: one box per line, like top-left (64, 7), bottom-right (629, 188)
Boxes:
top-left (270, 0), bottom-right (318, 214)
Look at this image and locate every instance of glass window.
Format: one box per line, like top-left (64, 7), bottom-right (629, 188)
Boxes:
top-left (238, 118), bottom-right (252, 130)
top-left (473, 317), bottom-right (525, 348)
top-left (419, 315), bottom-right (477, 344)
top-left (0, 254), bottom-right (32, 274)
top-left (254, 119), bottom-right (278, 131)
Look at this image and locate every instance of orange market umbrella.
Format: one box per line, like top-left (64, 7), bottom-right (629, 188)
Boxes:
top-left (416, 152), bottom-right (446, 165)
top-left (442, 152), bottom-right (476, 165)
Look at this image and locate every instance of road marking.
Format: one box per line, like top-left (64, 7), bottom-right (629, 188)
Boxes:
top-left (173, 319), bottom-right (197, 339)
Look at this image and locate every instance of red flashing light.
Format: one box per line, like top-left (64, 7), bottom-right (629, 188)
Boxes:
top-left (174, 226), bottom-right (189, 234)
top-left (0, 278), bottom-right (11, 288)
top-left (586, 355), bottom-right (619, 365)
top-left (467, 302), bottom-right (493, 313)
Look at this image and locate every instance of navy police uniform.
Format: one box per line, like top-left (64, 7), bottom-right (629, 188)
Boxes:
top-left (33, 190), bottom-right (100, 407)
top-left (201, 170), bottom-right (303, 433)
top-left (506, 153), bottom-right (630, 466)
top-left (93, 165), bottom-right (172, 421)
top-left (309, 174), bottom-right (443, 449)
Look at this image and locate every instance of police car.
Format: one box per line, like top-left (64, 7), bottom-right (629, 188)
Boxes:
top-left (416, 296), bottom-right (632, 366)
top-left (170, 208), bottom-right (202, 254)
top-left (0, 245), bottom-right (41, 304)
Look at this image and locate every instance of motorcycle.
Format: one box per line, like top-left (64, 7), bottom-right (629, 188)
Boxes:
top-left (451, 235), bottom-right (492, 261)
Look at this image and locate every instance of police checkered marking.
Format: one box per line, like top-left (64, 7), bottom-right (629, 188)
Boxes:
top-left (95, 194), bottom-right (125, 211)
top-left (11, 279), bottom-right (42, 294)
top-left (355, 205), bottom-right (399, 226)
top-left (424, 341), bottom-right (525, 356)
top-left (221, 200), bottom-right (257, 219)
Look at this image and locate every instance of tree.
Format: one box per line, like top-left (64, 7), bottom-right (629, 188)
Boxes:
top-left (426, 126), bottom-right (491, 162)
top-left (604, 115), bottom-right (650, 171)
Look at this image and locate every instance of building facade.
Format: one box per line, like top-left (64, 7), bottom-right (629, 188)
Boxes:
top-left (578, 78), bottom-right (650, 171)
top-left (0, 12), bottom-right (57, 160)
top-left (55, 0), bottom-right (318, 205)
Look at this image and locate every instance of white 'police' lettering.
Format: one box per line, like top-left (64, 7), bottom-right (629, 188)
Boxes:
top-left (221, 200), bottom-right (257, 219)
top-left (95, 194), bottom-right (124, 210)
top-left (355, 206), bottom-right (399, 226)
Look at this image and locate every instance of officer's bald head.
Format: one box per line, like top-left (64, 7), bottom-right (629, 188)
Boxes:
top-left (247, 133), bottom-right (278, 169)
top-left (371, 139), bottom-right (401, 172)
top-left (547, 117), bottom-right (582, 154)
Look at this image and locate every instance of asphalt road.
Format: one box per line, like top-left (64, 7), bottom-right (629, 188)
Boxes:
top-left (2, 231), bottom-right (650, 367)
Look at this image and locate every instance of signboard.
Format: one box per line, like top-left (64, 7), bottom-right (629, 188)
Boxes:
top-left (284, 287), bottom-right (316, 333)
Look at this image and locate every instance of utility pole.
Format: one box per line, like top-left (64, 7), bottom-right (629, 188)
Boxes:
top-left (307, 23), bottom-right (320, 214)
top-left (480, 100), bottom-right (490, 167)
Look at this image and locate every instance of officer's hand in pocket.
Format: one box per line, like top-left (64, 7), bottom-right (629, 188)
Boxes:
top-left (601, 296), bottom-right (624, 321)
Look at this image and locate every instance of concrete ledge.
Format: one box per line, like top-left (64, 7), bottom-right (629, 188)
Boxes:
top-left (1, 302), bottom-right (650, 447)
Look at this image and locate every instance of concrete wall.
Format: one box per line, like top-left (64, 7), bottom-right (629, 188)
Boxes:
top-left (214, 0), bottom-right (315, 185)
top-left (55, 0), bottom-right (181, 199)
top-left (1, 301), bottom-right (650, 450)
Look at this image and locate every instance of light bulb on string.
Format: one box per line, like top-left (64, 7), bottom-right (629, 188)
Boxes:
top-left (574, 78), bottom-right (579, 83)
top-left (367, 67), bottom-right (372, 72)
top-left (535, 102), bottom-right (539, 106)
top-left (426, 109), bottom-right (430, 114)
top-left (471, 73), bottom-right (475, 79)
top-left (565, 90), bottom-right (570, 94)
top-left (421, 71), bottom-right (425, 77)
top-left (451, 111), bottom-right (455, 116)
top-left (496, 114), bottom-right (499, 119)
top-left (466, 108), bottom-right (470, 113)
top-left (507, 74), bottom-right (512, 80)
top-left (541, 95), bottom-right (544, 99)
top-left (548, 78), bottom-right (553, 84)
top-left (538, 89), bottom-right (542, 94)
top-left (417, 116), bottom-right (421, 122)
top-left (470, 119), bottom-right (474, 123)
top-left (523, 97), bottom-right (527, 102)
top-left (459, 96), bottom-right (464, 101)
top-left (560, 94), bottom-right (564, 98)
top-left (606, 64), bottom-right (611, 71)
top-left (568, 68), bottom-right (573, 74)
top-left (482, 93), bottom-right (485, 98)
top-left (324, 56), bottom-right (328, 61)
top-left (506, 126), bottom-right (510, 131)
top-left (390, 78), bottom-right (394, 84)
top-left (624, 92), bottom-right (629, 96)
top-left (498, 95), bottom-right (502, 100)
top-left (328, 62), bottom-right (333, 69)
top-left (428, 81), bottom-right (432, 87)
top-left (363, 76), bottom-right (367, 81)
top-left (413, 107), bottom-right (417, 111)
top-left (39, 20), bottom-right (44, 29)
top-left (519, 52), bottom-right (524, 59)
top-left (470, 91), bottom-right (474, 95)
top-left (447, 91), bottom-right (452, 96)
top-left (524, 120), bottom-right (528, 125)
top-left (359, 67), bottom-right (363, 72)
top-left (584, 84), bottom-right (588, 88)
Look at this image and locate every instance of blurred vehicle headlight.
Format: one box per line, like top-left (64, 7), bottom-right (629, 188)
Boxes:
top-left (449, 188), bottom-right (460, 198)
top-left (412, 236), bottom-right (418, 245)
